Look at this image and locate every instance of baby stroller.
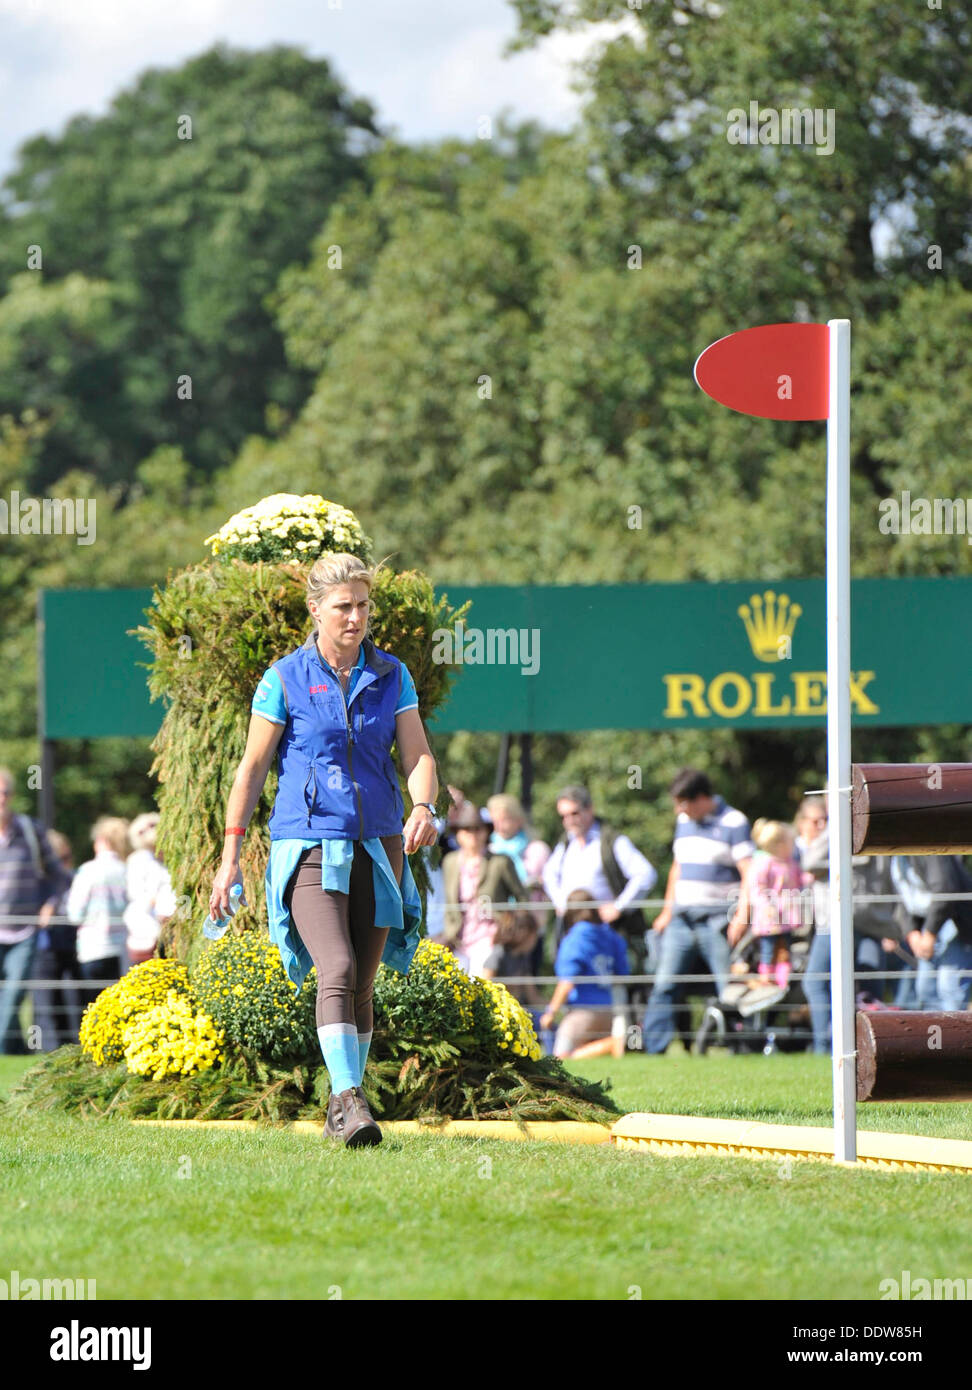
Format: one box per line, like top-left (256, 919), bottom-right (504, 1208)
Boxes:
top-left (694, 922), bottom-right (815, 1054)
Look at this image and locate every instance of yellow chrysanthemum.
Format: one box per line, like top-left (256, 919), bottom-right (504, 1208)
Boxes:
top-left (122, 991), bottom-right (224, 1081)
top-left (79, 959), bottom-right (193, 1066)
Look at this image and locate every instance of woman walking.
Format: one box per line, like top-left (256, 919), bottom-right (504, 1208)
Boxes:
top-left (209, 554), bottom-right (439, 1147)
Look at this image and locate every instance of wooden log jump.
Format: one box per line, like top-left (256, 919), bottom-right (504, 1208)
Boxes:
top-left (857, 1012), bottom-right (972, 1102)
top-left (850, 762), bottom-right (972, 1103)
top-left (852, 762), bottom-right (972, 854)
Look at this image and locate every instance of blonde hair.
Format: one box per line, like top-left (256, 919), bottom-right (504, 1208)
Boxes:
top-left (91, 816), bottom-right (130, 857)
top-left (129, 812), bottom-right (160, 852)
top-left (487, 793), bottom-right (541, 844)
top-left (753, 818), bottom-right (795, 854)
top-left (306, 552), bottom-right (375, 607)
top-left (308, 552), bottom-right (393, 644)
top-left (488, 792), bottom-right (529, 824)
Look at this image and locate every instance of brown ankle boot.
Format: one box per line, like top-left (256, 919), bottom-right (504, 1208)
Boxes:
top-left (323, 1090), bottom-right (344, 1140)
top-left (336, 1087), bottom-right (382, 1148)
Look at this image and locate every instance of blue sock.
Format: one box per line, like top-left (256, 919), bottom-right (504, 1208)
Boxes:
top-left (318, 1023), bottom-right (359, 1094)
top-left (357, 1031), bottom-right (373, 1087)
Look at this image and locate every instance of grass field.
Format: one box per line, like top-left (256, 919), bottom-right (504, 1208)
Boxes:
top-left (2, 1052), bottom-right (970, 1301)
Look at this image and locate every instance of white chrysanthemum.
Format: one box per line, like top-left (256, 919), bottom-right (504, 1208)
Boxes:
top-left (206, 493), bottom-right (367, 560)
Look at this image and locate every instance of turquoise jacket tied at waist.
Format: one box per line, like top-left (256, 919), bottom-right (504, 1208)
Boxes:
top-left (266, 835), bottom-right (422, 986)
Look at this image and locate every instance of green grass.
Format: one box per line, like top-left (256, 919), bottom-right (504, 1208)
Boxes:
top-left (566, 1053), bottom-right (972, 1141)
top-left (1, 1052), bottom-right (970, 1300)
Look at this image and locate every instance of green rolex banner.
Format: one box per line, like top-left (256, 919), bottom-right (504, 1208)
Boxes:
top-left (426, 576), bottom-right (966, 732)
top-left (39, 577), bottom-right (972, 738)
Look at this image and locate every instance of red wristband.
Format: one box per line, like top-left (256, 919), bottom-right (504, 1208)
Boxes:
top-left (224, 827), bottom-right (246, 837)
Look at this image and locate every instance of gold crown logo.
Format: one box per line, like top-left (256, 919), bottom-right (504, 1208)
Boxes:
top-left (737, 590), bottom-right (802, 663)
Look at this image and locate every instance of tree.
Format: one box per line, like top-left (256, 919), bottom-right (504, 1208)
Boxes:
top-left (0, 45), bottom-right (382, 490)
top-left (508, 0), bottom-right (972, 293)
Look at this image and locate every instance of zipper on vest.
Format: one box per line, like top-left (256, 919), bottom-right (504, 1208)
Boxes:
top-left (341, 685), bottom-right (363, 840)
top-left (303, 764), bottom-right (317, 828)
top-left (319, 655), bottom-right (366, 840)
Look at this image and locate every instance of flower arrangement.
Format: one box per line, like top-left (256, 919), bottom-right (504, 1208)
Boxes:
top-left (79, 959), bottom-right (193, 1066)
top-left (21, 934), bottom-right (614, 1124)
top-left (204, 494), bottom-right (371, 565)
top-left (14, 486), bottom-right (616, 1123)
top-left (122, 991), bottom-right (224, 1082)
top-left (191, 933), bottom-right (318, 1063)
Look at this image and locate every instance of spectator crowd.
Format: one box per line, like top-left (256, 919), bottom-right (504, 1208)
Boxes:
top-left (426, 768), bottom-right (972, 1058)
top-left (3, 759), bottom-right (970, 1060)
top-left (0, 767), bottom-right (176, 1055)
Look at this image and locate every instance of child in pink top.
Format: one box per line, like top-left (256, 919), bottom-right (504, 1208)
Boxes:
top-left (749, 820), bottom-right (813, 990)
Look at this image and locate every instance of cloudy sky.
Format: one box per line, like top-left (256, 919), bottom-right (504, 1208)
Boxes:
top-left (0, 0), bottom-right (640, 180)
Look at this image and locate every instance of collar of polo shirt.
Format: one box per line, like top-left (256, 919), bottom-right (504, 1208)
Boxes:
top-left (682, 795), bottom-right (725, 825)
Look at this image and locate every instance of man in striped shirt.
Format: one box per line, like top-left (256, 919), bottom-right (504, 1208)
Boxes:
top-left (0, 768), bottom-right (72, 1053)
top-left (642, 768), bottom-right (754, 1054)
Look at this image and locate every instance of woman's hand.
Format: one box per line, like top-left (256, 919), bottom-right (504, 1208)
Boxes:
top-left (207, 717), bottom-right (281, 921)
top-left (209, 863), bottom-right (244, 922)
top-left (403, 808), bottom-right (438, 855)
top-left (539, 1010), bottom-right (555, 1031)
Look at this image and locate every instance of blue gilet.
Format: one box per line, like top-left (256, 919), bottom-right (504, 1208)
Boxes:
top-left (269, 632), bottom-right (405, 841)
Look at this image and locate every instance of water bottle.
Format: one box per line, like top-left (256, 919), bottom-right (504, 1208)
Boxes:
top-left (204, 882), bottom-right (246, 940)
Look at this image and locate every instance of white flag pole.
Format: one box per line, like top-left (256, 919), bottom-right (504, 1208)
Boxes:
top-left (826, 317), bottom-right (855, 1163)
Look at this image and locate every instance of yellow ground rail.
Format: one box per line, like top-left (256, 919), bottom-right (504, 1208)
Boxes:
top-left (131, 1114), bottom-right (972, 1168)
top-left (610, 1113), bottom-right (972, 1173)
top-left (132, 1118), bottom-right (612, 1144)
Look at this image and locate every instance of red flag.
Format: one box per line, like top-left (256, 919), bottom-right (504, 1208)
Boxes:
top-left (694, 322), bottom-right (829, 420)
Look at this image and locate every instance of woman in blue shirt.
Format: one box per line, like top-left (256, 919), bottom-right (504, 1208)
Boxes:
top-left (539, 889), bottom-right (629, 1058)
top-left (209, 553), bottom-right (439, 1146)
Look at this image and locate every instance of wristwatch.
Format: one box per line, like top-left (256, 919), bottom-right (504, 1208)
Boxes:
top-left (414, 802), bottom-right (437, 817)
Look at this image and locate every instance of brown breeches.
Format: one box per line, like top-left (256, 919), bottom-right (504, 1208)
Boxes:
top-left (283, 838), bottom-right (403, 1032)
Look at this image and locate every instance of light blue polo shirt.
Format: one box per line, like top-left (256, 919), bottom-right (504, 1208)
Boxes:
top-left (251, 645), bottom-right (418, 725)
